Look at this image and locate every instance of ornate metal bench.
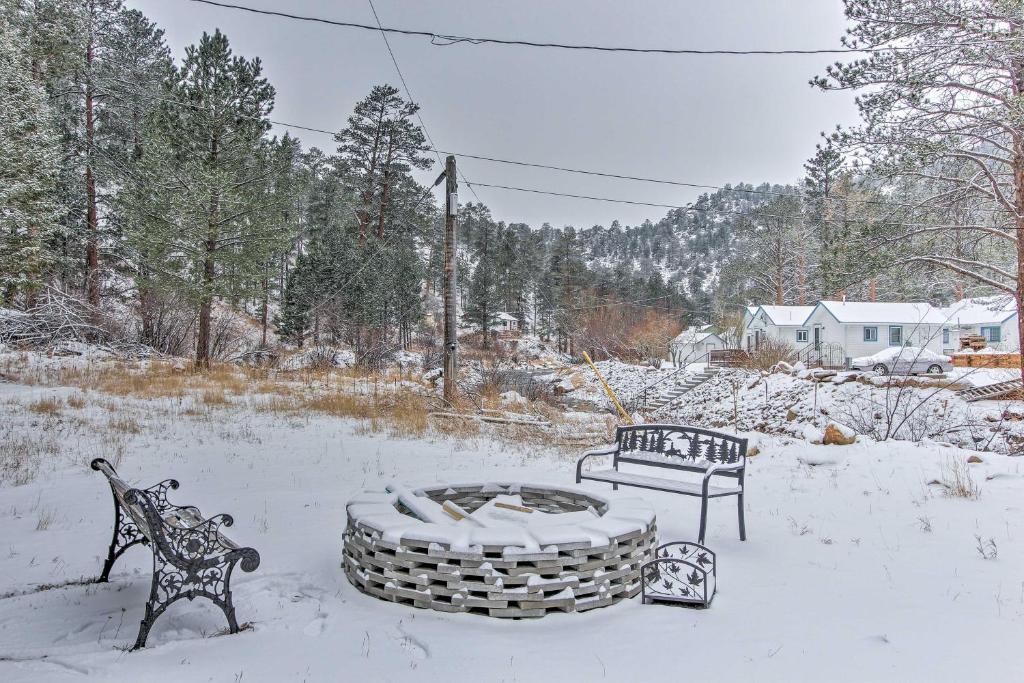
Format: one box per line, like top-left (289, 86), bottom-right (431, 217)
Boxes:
top-left (575, 424), bottom-right (747, 543)
top-left (91, 458), bottom-right (260, 650)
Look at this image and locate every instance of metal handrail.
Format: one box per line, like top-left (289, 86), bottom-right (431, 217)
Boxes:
top-left (624, 350), bottom-right (715, 411)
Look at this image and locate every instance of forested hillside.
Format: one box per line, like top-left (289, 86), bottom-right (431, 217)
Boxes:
top-left (1, 0), bottom-right (1014, 367)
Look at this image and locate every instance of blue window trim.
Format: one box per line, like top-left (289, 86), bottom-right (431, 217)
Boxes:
top-left (796, 329), bottom-right (809, 343)
top-left (981, 326), bottom-right (1001, 343)
top-left (889, 325), bottom-right (903, 345)
top-left (863, 326), bottom-right (878, 342)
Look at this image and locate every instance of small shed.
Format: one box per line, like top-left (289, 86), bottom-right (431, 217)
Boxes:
top-left (492, 312), bottom-right (520, 334)
top-left (669, 328), bottom-right (727, 366)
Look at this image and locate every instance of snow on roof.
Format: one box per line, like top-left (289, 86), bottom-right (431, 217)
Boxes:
top-left (941, 296), bottom-right (1017, 326)
top-left (816, 301), bottom-right (947, 325)
top-left (757, 305), bottom-right (815, 326)
top-left (671, 327), bottom-right (721, 345)
top-left (495, 312), bottom-right (519, 321)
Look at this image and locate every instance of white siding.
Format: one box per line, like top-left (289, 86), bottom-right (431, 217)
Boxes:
top-left (803, 307), bottom-right (945, 360)
top-left (744, 311), bottom-right (809, 349)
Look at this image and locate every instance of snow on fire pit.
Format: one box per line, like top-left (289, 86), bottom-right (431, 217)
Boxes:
top-left (343, 482), bottom-right (657, 617)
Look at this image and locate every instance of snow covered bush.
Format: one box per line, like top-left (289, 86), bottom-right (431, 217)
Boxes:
top-left (741, 337), bottom-right (796, 372)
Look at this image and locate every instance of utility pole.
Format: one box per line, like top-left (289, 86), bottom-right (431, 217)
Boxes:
top-left (443, 155), bottom-right (459, 404)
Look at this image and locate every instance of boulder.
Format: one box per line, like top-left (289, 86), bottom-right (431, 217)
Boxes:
top-left (822, 423), bottom-right (856, 446)
top-left (967, 454), bottom-right (983, 464)
top-left (500, 390), bottom-right (527, 407)
top-left (552, 378), bottom-right (576, 395)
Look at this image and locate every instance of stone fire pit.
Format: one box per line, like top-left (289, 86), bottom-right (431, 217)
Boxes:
top-left (343, 482), bottom-right (657, 617)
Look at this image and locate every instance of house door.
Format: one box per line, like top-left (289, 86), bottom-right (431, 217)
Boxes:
top-left (813, 327), bottom-right (821, 350)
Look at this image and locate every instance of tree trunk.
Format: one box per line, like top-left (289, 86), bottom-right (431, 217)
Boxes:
top-left (261, 276), bottom-right (269, 348)
top-left (868, 279), bottom-right (877, 302)
top-left (377, 168), bottom-right (390, 239)
top-left (797, 250), bottom-right (807, 305)
top-left (197, 134), bottom-right (220, 369)
top-left (196, 247), bottom-right (215, 368)
top-left (84, 31), bottom-right (100, 309)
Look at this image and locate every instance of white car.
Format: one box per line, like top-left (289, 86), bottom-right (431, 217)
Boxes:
top-left (849, 346), bottom-right (952, 375)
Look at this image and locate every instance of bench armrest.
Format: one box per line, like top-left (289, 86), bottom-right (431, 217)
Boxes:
top-left (702, 462), bottom-right (744, 485)
top-left (576, 444), bottom-right (618, 483)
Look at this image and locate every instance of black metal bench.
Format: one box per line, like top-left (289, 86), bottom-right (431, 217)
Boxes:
top-left (91, 458), bottom-right (260, 650)
top-left (575, 424), bottom-right (747, 543)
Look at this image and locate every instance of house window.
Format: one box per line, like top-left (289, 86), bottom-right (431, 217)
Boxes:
top-left (863, 326), bottom-right (878, 342)
top-left (981, 326), bottom-right (1001, 343)
top-left (889, 326), bottom-right (903, 345)
top-left (796, 329), bottom-right (808, 343)
top-left (943, 328), bottom-right (950, 345)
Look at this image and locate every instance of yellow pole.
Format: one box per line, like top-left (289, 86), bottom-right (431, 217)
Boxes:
top-left (581, 351), bottom-right (634, 425)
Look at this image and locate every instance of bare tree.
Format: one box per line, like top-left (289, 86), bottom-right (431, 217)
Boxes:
top-left (815, 1), bottom-right (1024, 380)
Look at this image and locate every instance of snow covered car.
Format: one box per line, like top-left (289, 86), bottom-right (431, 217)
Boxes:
top-left (849, 346), bottom-right (952, 375)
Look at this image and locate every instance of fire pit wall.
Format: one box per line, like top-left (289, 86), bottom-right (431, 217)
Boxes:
top-left (343, 483), bottom-right (657, 617)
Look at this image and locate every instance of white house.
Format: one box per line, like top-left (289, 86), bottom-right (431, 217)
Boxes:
top-left (941, 296), bottom-right (1019, 352)
top-left (802, 301), bottom-right (948, 361)
top-left (743, 305), bottom-right (816, 350)
top-left (492, 312), bottom-right (520, 334)
top-left (669, 327), bottom-right (726, 366)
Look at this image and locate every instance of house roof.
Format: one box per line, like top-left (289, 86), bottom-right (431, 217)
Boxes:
top-left (815, 301), bottom-right (947, 325)
top-left (757, 305), bottom-right (815, 326)
top-left (941, 296), bottom-right (1017, 326)
top-left (671, 328), bottom-right (723, 346)
top-left (495, 312), bottom-right (518, 321)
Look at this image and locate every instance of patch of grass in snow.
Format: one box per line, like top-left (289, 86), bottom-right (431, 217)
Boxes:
top-left (938, 457), bottom-right (981, 500)
top-left (65, 392), bottom-right (87, 409)
top-left (106, 416), bottom-right (142, 435)
top-left (34, 507), bottom-right (56, 531)
top-left (0, 428), bottom-right (59, 485)
top-left (28, 396), bottom-right (63, 416)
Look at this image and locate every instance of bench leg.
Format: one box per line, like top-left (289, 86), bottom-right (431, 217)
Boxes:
top-left (132, 556), bottom-right (242, 650)
top-left (698, 495), bottom-right (709, 544)
top-left (98, 492), bottom-right (145, 583)
top-left (737, 493), bottom-right (746, 541)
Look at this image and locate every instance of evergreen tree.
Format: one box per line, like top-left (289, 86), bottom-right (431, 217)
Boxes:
top-left (0, 20), bottom-right (63, 305)
top-left (141, 30), bottom-right (282, 366)
top-left (463, 203), bottom-right (498, 345)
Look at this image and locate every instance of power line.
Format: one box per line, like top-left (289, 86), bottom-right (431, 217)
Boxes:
top-left (103, 79), bottom-right (1015, 231)
top-left (364, 0), bottom-right (481, 204)
top-left (104, 79), bottom-right (1010, 221)
top-left (182, 0), bottom-right (976, 57)
top-left (463, 180), bottom-right (1014, 230)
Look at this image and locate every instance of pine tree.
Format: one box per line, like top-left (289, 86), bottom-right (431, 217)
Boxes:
top-left (335, 84), bottom-right (432, 242)
top-left (141, 30), bottom-right (282, 367)
top-left (463, 203), bottom-right (499, 345)
top-left (0, 20), bottom-right (63, 305)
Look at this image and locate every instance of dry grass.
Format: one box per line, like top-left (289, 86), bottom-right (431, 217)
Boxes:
top-left (28, 396), bottom-right (63, 416)
top-left (938, 457), bottom-right (981, 499)
top-left (6, 357), bottom-right (596, 455)
top-left (0, 429), bottom-right (60, 485)
top-left (107, 416), bottom-right (142, 434)
top-left (35, 507), bottom-right (56, 531)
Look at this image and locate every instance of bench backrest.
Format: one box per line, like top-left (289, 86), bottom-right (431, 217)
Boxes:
top-left (614, 424), bottom-right (746, 470)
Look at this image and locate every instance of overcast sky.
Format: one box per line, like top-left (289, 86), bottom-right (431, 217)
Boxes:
top-left (131, 0), bottom-right (860, 228)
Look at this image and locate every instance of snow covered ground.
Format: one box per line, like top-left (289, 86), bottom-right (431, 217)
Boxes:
top-left (1, 368), bottom-right (1023, 682)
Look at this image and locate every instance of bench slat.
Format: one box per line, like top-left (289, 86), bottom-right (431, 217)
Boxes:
top-left (581, 469), bottom-right (741, 497)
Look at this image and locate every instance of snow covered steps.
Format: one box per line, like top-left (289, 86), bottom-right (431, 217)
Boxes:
top-left (644, 367), bottom-right (721, 412)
